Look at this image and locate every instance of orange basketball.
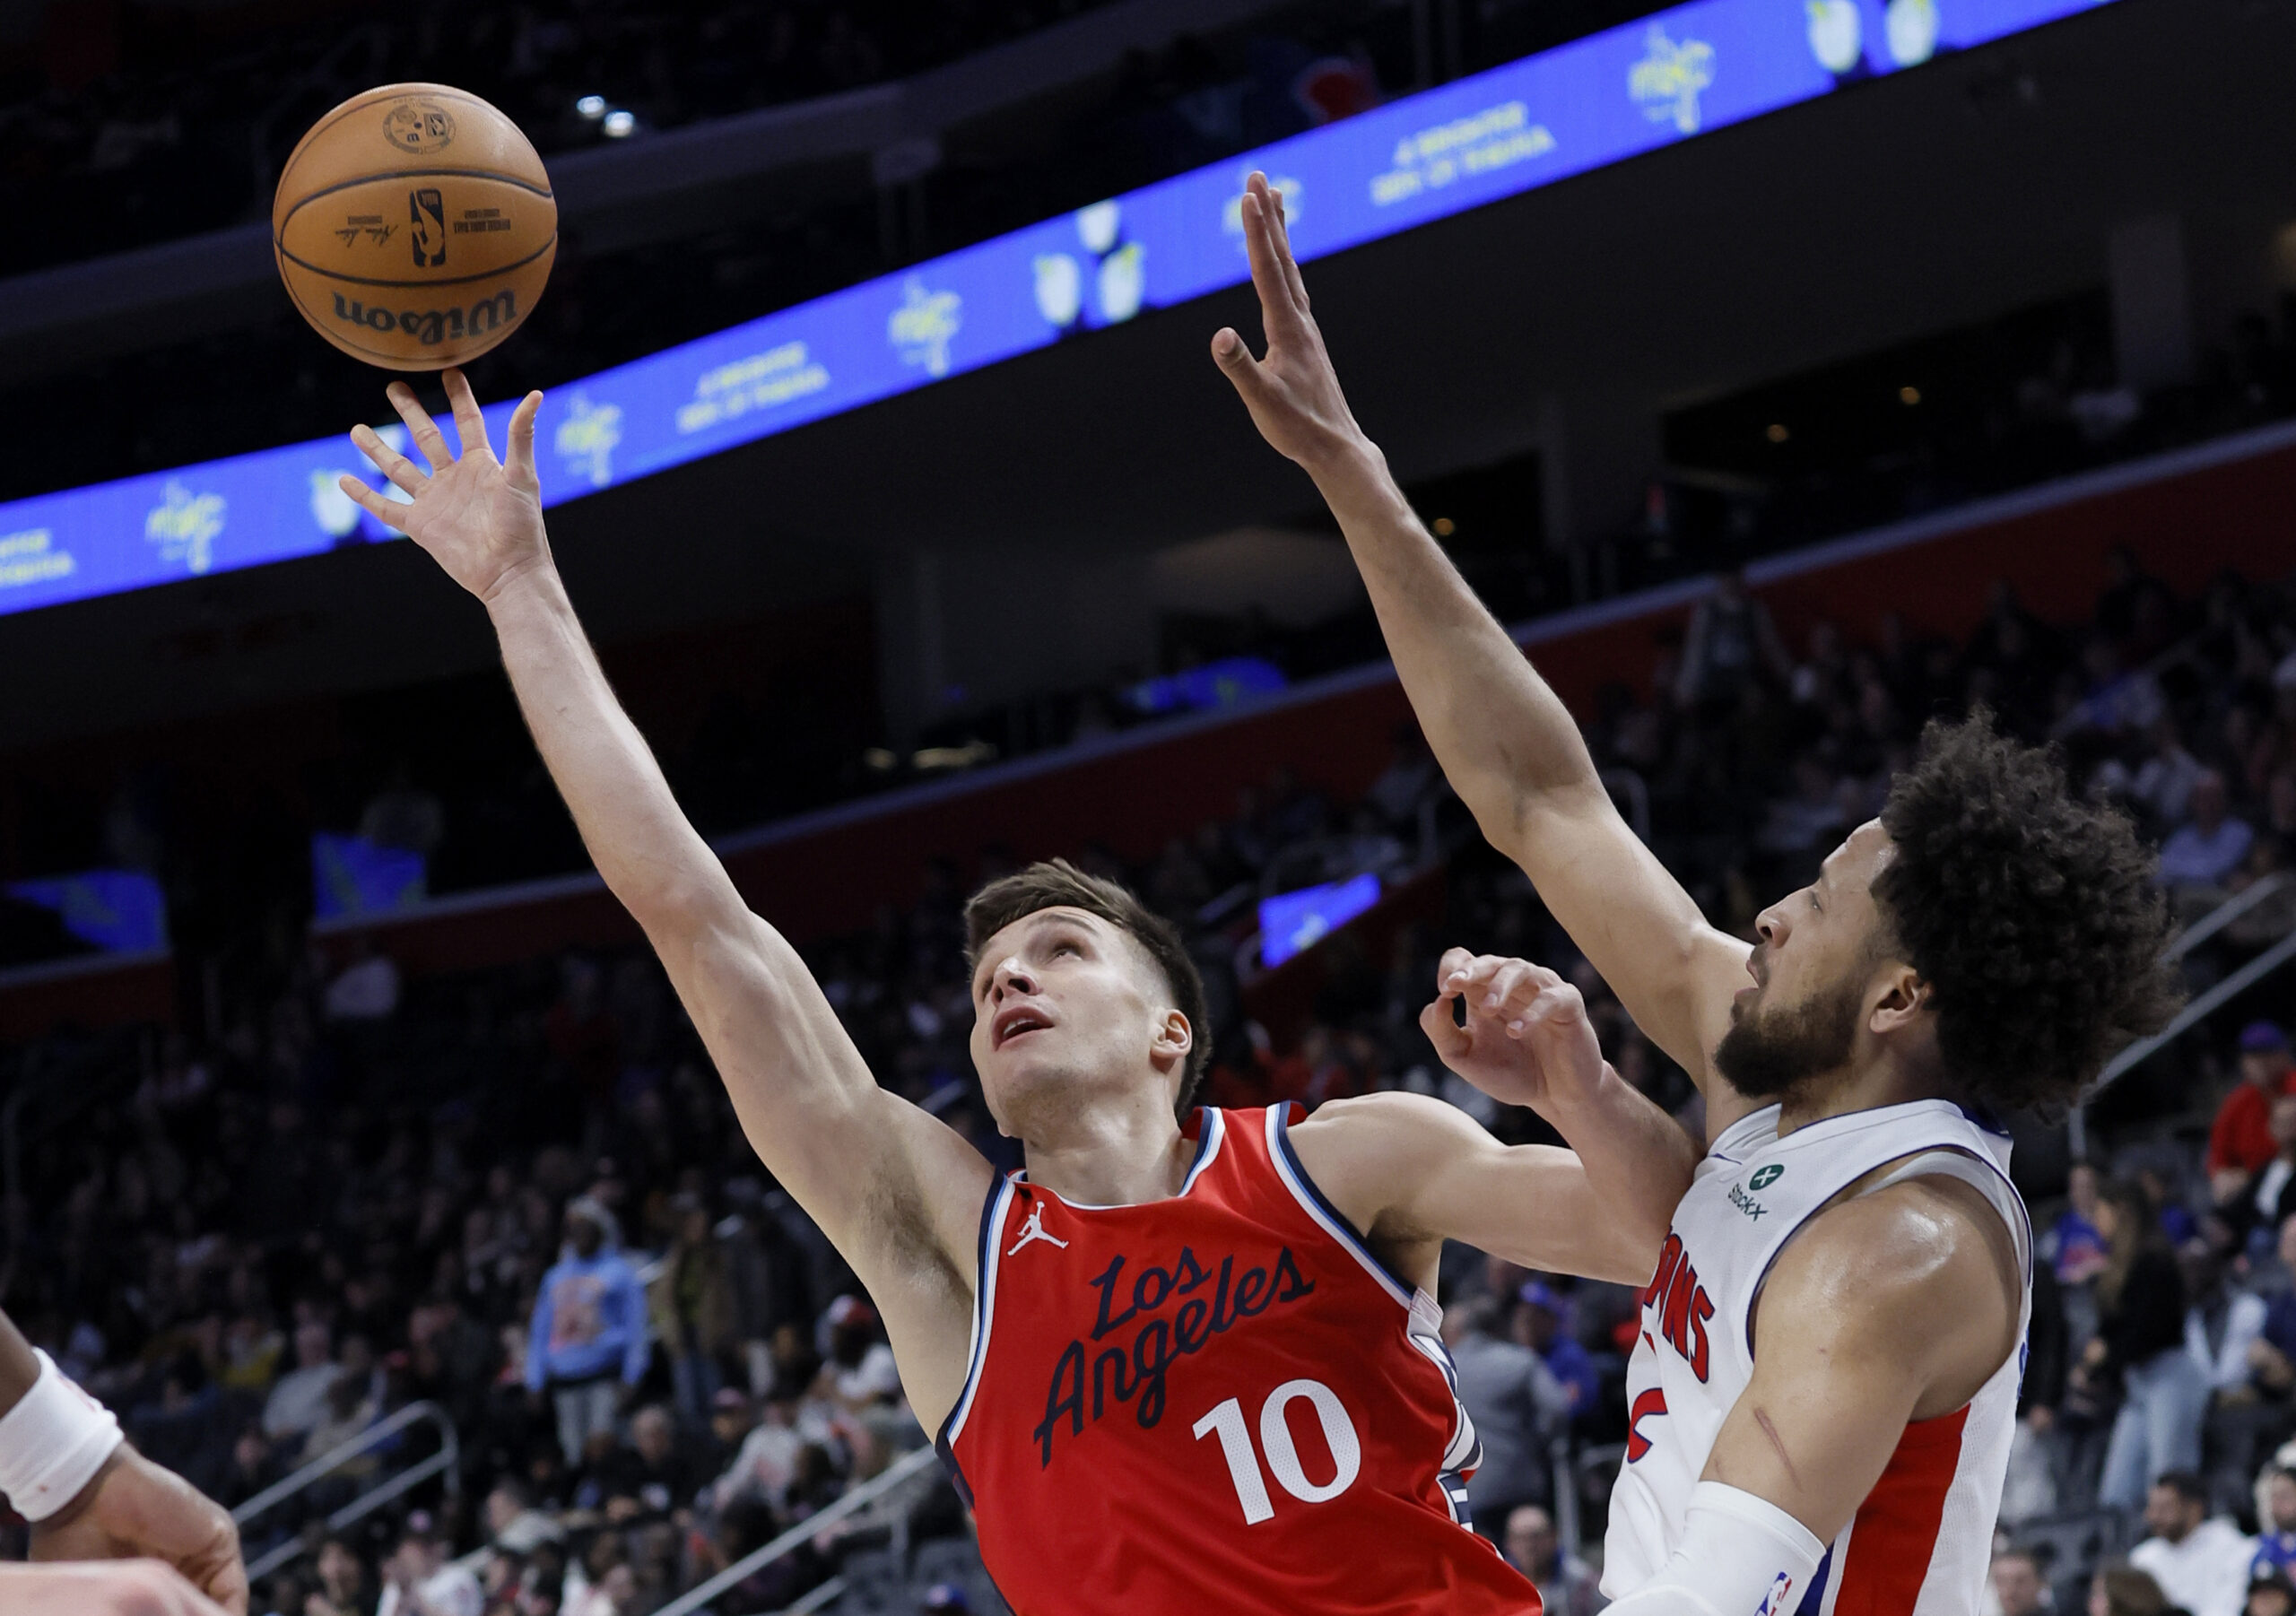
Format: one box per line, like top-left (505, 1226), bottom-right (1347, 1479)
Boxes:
top-left (273, 83), bottom-right (555, 370)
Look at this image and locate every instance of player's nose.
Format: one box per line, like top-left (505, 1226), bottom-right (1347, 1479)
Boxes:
top-left (990, 959), bottom-right (1037, 1000)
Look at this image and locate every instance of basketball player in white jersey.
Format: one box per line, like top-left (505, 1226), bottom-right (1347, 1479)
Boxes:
top-left (1215, 171), bottom-right (2181, 1616)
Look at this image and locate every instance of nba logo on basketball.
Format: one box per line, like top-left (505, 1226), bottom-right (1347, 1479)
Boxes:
top-left (410, 189), bottom-right (446, 268)
top-left (1754, 1572), bottom-right (1796, 1616)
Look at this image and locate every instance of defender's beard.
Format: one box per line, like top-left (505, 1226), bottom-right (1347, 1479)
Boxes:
top-left (1714, 964), bottom-right (1865, 1100)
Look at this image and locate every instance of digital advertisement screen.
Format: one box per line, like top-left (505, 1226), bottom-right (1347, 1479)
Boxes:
top-left (1259, 871), bottom-right (1384, 969)
top-left (0, 0), bottom-right (2118, 621)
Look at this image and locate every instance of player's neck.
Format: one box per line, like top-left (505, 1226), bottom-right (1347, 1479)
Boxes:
top-left (1775, 1040), bottom-right (1952, 1137)
top-left (1018, 1100), bottom-right (1195, 1207)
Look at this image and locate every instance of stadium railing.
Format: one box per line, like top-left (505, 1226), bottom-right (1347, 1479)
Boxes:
top-left (230, 1399), bottom-right (463, 1581)
top-left (653, 1444), bottom-right (942, 1616)
top-left (2067, 872), bottom-right (2296, 1159)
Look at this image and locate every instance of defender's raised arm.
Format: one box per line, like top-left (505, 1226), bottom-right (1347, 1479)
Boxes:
top-left (1213, 173), bottom-right (1752, 1130)
top-left (338, 375), bottom-right (989, 1427)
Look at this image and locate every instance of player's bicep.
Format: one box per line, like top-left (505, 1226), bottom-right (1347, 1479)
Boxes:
top-left (1702, 1197), bottom-right (2005, 1542)
top-left (1343, 1094), bottom-right (1659, 1284)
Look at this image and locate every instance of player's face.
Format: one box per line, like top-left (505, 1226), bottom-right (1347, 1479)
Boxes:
top-left (1716, 821), bottom-right (1896, 1099)
top-left (968, 907), bottom-right (1187, 1131)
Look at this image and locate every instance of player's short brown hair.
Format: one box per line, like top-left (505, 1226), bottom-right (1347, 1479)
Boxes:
top-left (964, 859), bottom-right (1212, 1119)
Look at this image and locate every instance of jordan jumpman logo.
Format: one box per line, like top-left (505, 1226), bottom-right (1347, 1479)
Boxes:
top-left (1006, 1203), bottom-right (1068, 1256)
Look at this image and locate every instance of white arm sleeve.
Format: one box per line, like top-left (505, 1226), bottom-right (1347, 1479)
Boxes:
top-left (1602, 1481), bottom-right (1828, 1616)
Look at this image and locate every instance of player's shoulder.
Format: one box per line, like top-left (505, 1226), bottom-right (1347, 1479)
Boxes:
top-left (1290, 1090), bottom-right (1484, 1160)
top-left (1762, 1175), bottom-right (2019, 1352)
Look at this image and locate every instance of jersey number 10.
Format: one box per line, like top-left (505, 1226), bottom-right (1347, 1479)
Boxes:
top-left (1192, 1377), bottom-right (1362, 1525)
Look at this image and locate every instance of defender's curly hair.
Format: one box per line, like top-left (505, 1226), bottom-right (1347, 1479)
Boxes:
top-left (1874, 710), bottom-right (2182, 1114)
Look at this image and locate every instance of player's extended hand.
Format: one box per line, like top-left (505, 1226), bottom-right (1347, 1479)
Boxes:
top-left (339, 369), bottom-right (550, 604)
top-left (1212, 172), bottom-right (1370, 475)
top-left (0, 1560), bottom-right (234, 1616)
top-left (1419, 949), bottom-right (1606, 1112)
top-left (29, 1446), bottom-right (248, 1615)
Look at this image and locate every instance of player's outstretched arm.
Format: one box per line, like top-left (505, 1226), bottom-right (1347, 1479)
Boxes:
top-left (1293, 953), bottom-right (1695, 1285)
top-left (1213, 171), bottom-right (1750, 1121)
top-left (338, 377), bottom-right (993, 1421)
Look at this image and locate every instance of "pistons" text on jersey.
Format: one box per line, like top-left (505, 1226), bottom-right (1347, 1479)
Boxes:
top-left (1033, 1245), bottom-right (1316, 1467)
top-left (1640, 1231), bottom-right (1715, 1383)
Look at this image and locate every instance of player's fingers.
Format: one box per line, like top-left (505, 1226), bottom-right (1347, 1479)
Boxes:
top-left (1436, 946), bottom-right (1478, 991)
top-left (441, 368), bottom-right (494, 462)
top-left (382, 380), bottom-right (452, 470)
top-left (1518, 982), bottom-right (1588, 1038)
top-left (506, 389), bottom-right (544, 485)
top-left (1266, 179), bottom-right (1310, 311)
top-left (346, 429), bottom-right (426, 496)
top-left (336, 474), bottom-right (413, 533)
top-left (1210, 327), bottom-right (1273, 407)
top-left (1238, 184), bottom-right (1304, 343)
top-left (1419, 995), bottom-right (1470, 1060)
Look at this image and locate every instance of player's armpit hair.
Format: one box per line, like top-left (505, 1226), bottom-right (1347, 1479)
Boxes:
top-left (1874, 709), bottom-right (2182, 1115)
top-left (964, 859), bottom-right (1213, 1119)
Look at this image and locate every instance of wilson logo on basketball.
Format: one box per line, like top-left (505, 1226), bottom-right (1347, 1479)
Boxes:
top-left (382, 101), bottom-right (456, 153)
top-left (1640, 1232), bottom-right (1715, 1383)
top-left (330, 290), bottom-right (517, 347)
top-left (1033, 1244), bottom-right (1316, 1468)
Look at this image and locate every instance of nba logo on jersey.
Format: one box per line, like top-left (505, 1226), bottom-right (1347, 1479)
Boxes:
top-left (1754, 1571), bottom-right (1796, 1616)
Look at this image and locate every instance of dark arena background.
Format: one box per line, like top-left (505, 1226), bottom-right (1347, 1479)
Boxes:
top-left (1, 0), bottom-right (2295, 1612)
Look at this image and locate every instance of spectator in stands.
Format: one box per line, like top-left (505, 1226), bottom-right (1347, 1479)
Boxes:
top-left (818, 1296), bottom-right (899, 1409)
top-left (526, 1197), bottom-right (651, 1466)
top-left (2210, 1026), bottom-right (2296, 1204)
top-left (377, 1510), bottom-right (483, 1616)
top-left (2086, 1181), bottom-right (2207, 1508)
top-left (652, 1194), bottom-right (736, 1429)
top-left (484, 1474), bottom-right (563, 1555)
top-left (2248, 1565), bottom-right (2295, 1616)
top-left (590, 1403), bottom-right (705, 1517)
top-left (1674, 571), bottom-right (1791, 711)
top-left (324, 933), bottom-right (403, 1022)
top-left (2252, 1466), bottom-right (2296, 1578)
top-left (1993, 1547), bottom-right (2052, 1616)
top-left (306, 1536), bottom-right (376, 1616)
top-left (1502, 1503), bottom-right (1604, 1616)
top-left (2130, 1472), bottom-right (2257, 1616)
top-left (2091, 1563), bottom-right (2170, 1616)
top-left (1515, 1282), bottom-right (1600, 1427)
top-left (1444, 1294), bottom-right (1567, 1526)
top-left (2161, 770), bottom-right (2257, 899)
top-left (260, 1317), bottom-right (340, 1442)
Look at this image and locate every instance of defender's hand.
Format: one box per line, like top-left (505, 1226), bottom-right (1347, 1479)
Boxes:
top-left (28, 1447), bottom-right (245, 1614)
top-left (1212, 172), bottom-right (1371, 475)
top-left (1420, 950), bottom-right (1605, 1111)
top-left (339, 369), bottom-right (549, 604)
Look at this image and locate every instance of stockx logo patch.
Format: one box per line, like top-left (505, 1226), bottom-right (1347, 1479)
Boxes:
top-left (1729, 1162), bottom-right (1781, 1222)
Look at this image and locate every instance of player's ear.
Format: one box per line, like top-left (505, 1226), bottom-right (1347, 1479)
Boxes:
top-left (1866, 961), bottom-right (1929, 1037)
top-left (1151, 1010), bottom-right (1193, 1072)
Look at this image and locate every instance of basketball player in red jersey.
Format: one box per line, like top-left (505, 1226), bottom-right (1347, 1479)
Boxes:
top-left (334, 373), bottom-right (1700, 1614)
top-left (1215, 169), bottom-right (2179, 1616)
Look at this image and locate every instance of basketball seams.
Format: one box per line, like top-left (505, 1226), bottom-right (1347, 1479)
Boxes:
top-left (278, 233), bottom-right (558, 291)
top-left (274, 244), bottom-right (535, 370)
top-left (277, 84), bottom-right (544, 204)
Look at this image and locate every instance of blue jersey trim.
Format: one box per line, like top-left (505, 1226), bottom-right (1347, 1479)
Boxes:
top-left (1267, 1103), bottom-right (1417, 1308)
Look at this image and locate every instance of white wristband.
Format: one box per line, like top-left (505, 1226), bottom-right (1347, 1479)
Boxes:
top-left (0, 1350), bottom-right (123, 1522)
top-left (1605, 1481), bottom-right (1829, 1616)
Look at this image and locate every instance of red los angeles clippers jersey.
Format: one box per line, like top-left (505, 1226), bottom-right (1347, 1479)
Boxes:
top-left (937, 1105), bottom-right (1537, 1616)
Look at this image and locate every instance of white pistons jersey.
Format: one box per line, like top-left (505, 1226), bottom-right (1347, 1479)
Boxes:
top-left (1604, 1099), bottom-right (2031, 1616)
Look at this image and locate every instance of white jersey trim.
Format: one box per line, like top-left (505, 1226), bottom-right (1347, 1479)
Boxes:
top-left (940, 1176), bottom-right (1017, 1449)
top-left (1264, 1104), bottom-right (1415, 1309)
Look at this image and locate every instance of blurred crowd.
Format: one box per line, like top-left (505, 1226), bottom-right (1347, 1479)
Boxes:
top-left (0, 545), bottom-right (2289, 1615)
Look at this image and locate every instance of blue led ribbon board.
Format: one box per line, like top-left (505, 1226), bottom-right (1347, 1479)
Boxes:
top-left (0, 0), bottom-right (2117, 619)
